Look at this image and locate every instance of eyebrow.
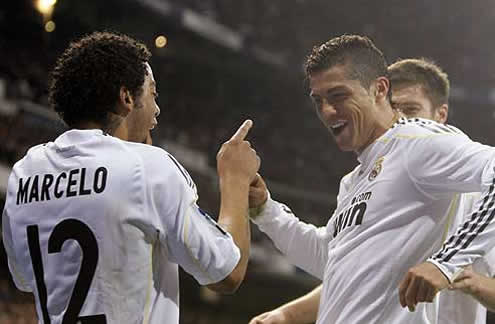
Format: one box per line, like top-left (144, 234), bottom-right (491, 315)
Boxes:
top-left (392, 101), bottom-right (422, 107)
top-left (310, 85), bottom-right (349, 98)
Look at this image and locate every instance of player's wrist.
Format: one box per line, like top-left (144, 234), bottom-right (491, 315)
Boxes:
top-left (219, 175), bottom-right (250, 192)
top-left (280, 305), bottom-right (298, 323)
top-left (426, 258), bottom-right (461, 284)
top-left (249, 191), bottom-right (271, 219)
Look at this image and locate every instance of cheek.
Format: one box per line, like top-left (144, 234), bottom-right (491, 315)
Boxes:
top-left (346, 101), bottom-right (373, 142)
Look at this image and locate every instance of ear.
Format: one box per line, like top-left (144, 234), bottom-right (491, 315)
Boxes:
top-left (435, 104), bottom-right (448, 124)
top-left (373, 77), bottom-right (390, 103)
top-left (116, 86), bottom-right (134, 117)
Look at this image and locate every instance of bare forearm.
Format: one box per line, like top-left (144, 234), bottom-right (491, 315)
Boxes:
top-left (281, 285), bottom-right (321, 323)
top-left (218, 177), bottom-right (251, 280)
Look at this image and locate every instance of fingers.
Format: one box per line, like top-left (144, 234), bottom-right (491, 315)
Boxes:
top-left (250, 173), bottom-right (261, 186)
top-left (416, 279), bottom-right (427, 305)
top-left (249, 312), bottom-right (268, 324)
top-left (398, 274), bottom-right (411, 308)
top-left (450, 279), bottom-right (470, 292)
top-left (230, 119), bottom-right (253, 142)
top-left (454, 269), bottom-right (473, 282)
top-left (450, 270), bottom-right (476, 294)
top-left (405, 276), bottom-right (420, 311)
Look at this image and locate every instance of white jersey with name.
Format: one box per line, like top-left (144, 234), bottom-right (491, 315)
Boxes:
top-left (2, 129), bottom-right (240, 324)
top-left (252, 118), bottom-right (495, 324)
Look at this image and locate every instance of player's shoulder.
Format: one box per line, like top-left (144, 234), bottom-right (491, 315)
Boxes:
top-left (388, 117), bottom-right (468, 144)
top-left (122, 141), bottom-right (195, 187)
top-left (12, 142), bottom-right (49, 171)
top-left (121, 141), bottom-right (179, 170)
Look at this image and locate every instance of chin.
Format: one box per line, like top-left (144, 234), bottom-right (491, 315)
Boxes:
top-left (334, 138), bottom-right (354, 152)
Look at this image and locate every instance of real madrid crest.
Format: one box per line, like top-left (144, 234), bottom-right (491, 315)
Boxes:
top-left (368, 157), bottom-right (384, 181)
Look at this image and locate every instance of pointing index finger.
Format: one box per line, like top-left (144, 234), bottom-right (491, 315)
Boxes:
top-left (230, 119), bottom-right (253, 141)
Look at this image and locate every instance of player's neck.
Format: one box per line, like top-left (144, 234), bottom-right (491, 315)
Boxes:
top-left (72, 115), bottom-right (126, 139)
top-left (72, 121), bottom-right (104, 132)
top-left (355, 109), bottom-right (400, 155)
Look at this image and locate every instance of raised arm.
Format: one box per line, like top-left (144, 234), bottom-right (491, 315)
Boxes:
top-left (208, 119), bottom-right (260, 293)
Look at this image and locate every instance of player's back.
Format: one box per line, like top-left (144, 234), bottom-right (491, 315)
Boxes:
top-left (3, 129), bottom-right (167, 323)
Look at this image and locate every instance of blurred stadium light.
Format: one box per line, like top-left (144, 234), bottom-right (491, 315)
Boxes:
top-left (35, 0), bottom-right (56, 19)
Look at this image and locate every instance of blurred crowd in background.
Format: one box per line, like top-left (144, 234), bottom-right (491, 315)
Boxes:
top-left (3, 0), bottom-right (495, 323)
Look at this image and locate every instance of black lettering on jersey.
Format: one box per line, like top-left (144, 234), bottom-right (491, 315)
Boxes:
top-left (27, 220), bottom-right (107, 323)
top-left (351, 191), bottom-right (372, 205)
top-left (54, 172), bottom-right (66, 198)
top-left (29, 175), bottom-right (40, 203)
top-left (41, 174), bottom-right (54, 201)
top-left (93, 167), bottom-right (107, 193)
top-left (16, 167), bottom-right (108, 205)
top-left (67, 169), bottom-right (79, 197)
top-left (79, 168), bottom-right (91, 195)
top-left (17, 177), bottom-right (31, 205)
top-left (333, 191), bottom-right (371, 237)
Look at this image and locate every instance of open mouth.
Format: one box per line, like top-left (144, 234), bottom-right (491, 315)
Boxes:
top-left (330, 121), bottom-right (348, 136)
top-left (150, 119), bottom-right (158, 130)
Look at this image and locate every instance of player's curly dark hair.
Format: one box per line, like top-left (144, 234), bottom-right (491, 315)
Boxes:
top-left (304, 35), bottom-right (390, 101)
top-left (49, 31), bottom-right (151, 127)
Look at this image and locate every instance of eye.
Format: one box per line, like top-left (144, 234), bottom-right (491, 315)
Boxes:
top-left (331, 93), bottom-right (347, 101)
top-left (400, 106), bottom-right (422, 117)
top-left (325, 92), bottom-right (348, 104)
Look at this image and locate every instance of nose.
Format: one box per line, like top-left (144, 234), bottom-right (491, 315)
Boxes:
top-left (318, 99), bottom-right (337, 119)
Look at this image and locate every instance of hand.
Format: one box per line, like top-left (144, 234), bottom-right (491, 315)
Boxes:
top-left (217, 120), bottom-right (260, 184)
top-left (398, 262), bottom-right (449, 311)
top-left (449, 268), bottom-right (495, 311)
top-left (249, 173), bottom-right (268, 208)
top-left (249, 309), bottom-right (289, 324)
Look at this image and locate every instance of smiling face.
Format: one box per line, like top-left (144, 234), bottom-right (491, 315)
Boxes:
top-left (126, 63), bottom-right (160, 143)
top-left (309, 64), bottom-right (393, 153)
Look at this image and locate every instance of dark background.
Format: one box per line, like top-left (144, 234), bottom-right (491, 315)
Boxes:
top-left (1, 0), bottom-right (495, 323)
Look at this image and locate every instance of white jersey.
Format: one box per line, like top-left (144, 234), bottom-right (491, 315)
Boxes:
top-left (252, 118), bottom-right (495, 324)
top-left (435, 192), bottom-right (495, 324)
top-left (2, 129), bottom-right (240, 324)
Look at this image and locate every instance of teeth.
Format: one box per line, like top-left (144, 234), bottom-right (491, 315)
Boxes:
top-left (331, 122), bottom-right (346, 129)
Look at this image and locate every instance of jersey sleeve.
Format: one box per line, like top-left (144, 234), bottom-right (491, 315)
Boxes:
top-left (2, 205), bottom-right (31, 292)
top-left (251, 196), bottom-right (330, 280)
top-left (149, 153), bottom-right (240, 285)
top-left (404, 128), bottom-right (495, 281)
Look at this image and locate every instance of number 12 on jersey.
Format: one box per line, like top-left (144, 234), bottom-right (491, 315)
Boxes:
top-left (27, 219), bottom-right (106, 324)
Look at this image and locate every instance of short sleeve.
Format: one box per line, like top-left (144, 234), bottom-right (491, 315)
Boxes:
top-left (2, 207), bottom-right (31, 292)
top-left (148, 153), bottom-right (240, 285)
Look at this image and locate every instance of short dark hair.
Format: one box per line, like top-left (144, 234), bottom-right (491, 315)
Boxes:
top-left (304, 34), bottom-right (389, 90)
top-left (49, 31), bottom-right (151, 127)
top-left (388, 58), bottom-right (449, 108)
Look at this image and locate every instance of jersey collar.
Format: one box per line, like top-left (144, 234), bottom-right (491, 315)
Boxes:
top-left (54, 129), bottom-right (105, 148)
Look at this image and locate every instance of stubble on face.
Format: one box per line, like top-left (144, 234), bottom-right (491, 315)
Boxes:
top-left (126, 63), bottom-right (159, 143)
top-left (309, 65), bottom-right (388, 153)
